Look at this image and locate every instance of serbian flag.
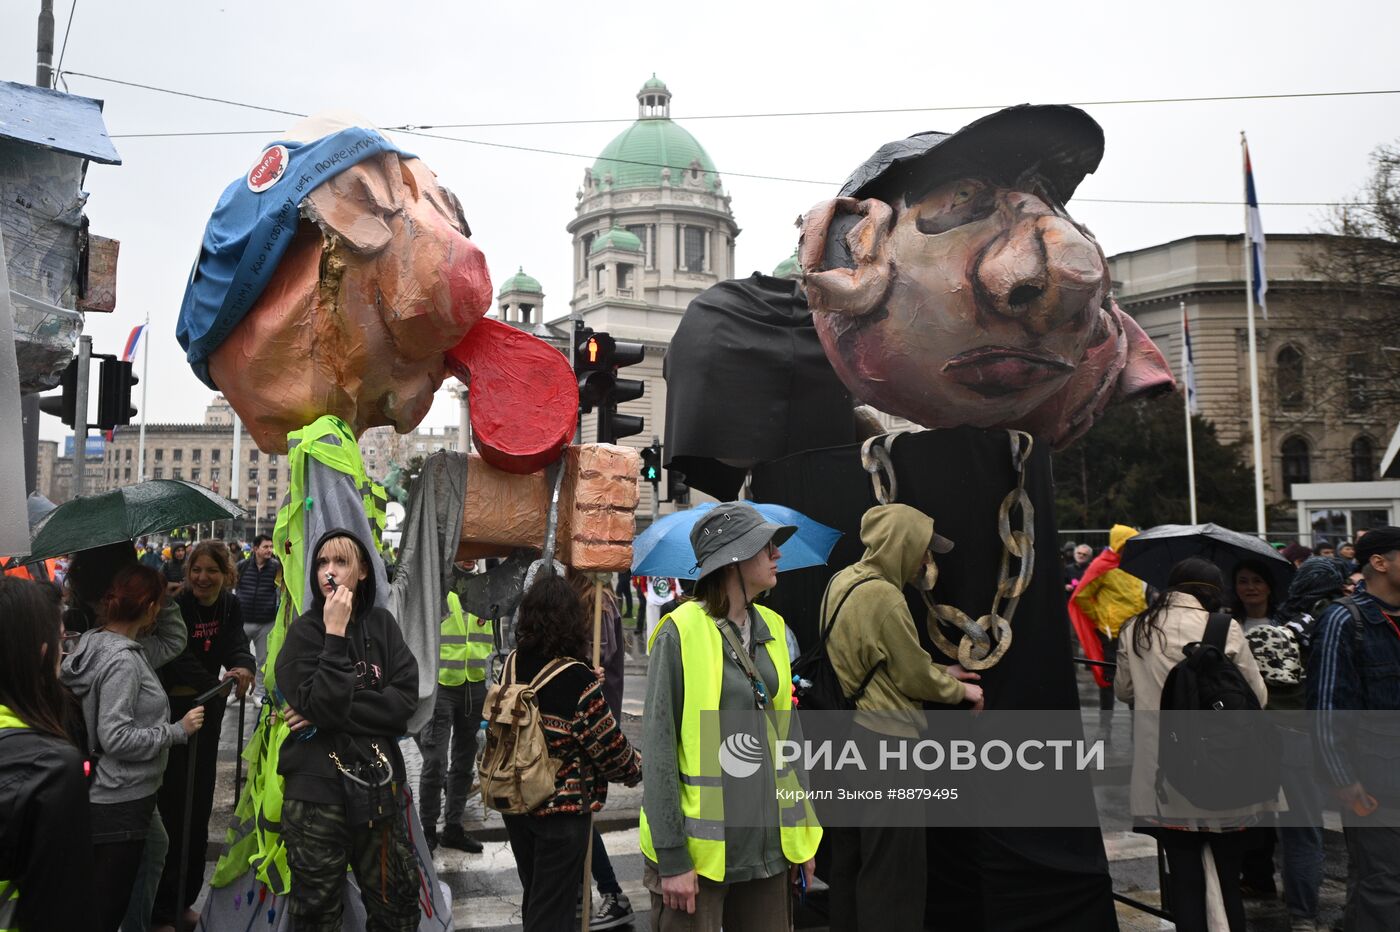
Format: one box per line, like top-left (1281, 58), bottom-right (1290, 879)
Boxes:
top-left (121, 323), bottom-right (146, 362)
top-left (1181, 305), bottom-right (1199, 416)
top-left (1243, 136), bottom-right (1268, 318)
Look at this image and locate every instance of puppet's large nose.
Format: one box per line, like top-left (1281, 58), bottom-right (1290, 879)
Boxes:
top-left (976, 196), bottom-right (1105, 336)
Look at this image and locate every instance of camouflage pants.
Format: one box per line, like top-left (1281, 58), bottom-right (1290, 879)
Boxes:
top-left (282, 798), bottom-right (421, 932)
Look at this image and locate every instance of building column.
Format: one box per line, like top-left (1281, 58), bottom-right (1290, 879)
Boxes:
top-left (645, 225), bottom-right (654, 269)
top-left (605, 262), bottom-right (617, 296)
top-left (702, 228), bottom-right (711, 273)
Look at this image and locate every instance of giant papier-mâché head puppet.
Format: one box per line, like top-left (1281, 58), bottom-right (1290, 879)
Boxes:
top-left (799, 105), bottom-right (1173, 448)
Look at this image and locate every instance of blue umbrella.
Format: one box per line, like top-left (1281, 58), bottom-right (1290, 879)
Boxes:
top-left (632, 502), bottom-right (841, 580)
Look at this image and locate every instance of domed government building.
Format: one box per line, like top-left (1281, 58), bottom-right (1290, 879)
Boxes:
top-left (490, 76), bottom-right (744, 517)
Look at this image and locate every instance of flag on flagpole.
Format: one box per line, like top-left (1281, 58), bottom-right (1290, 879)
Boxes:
top-left (1181, 305), bottom-right (1199, 415)
top-left (1243, 137), bottom-right (1268, 318)
top-left (120, 323), bottom-right (146, 363)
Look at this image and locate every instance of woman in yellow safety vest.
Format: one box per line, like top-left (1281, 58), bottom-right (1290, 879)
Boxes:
top-left (640, 502), bottom-right (821, 931)
top-left (0, 576), bottom-right (97, 932)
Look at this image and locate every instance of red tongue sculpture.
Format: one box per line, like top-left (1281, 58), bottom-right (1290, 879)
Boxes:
top-left (446, 317), bottom-right (579, 475)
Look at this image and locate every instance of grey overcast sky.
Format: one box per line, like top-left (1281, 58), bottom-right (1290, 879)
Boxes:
top-left (5, 0), bottom-right (1398, 445)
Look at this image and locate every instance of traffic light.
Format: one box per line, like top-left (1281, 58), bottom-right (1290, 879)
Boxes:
top-left (96, 358), bottom-right (138, 430)
top-left (574, 324), bottom-right (605, 413)
top-left (666, 466), bottom-right (691, 505)
top-left (640, 441), bottom-right (662, 484)
top-left (571, 324), bottom-right (647, 444)
top-left (601, 337), bottom-right (644, 443)
top-left (37, 357), bottom-right (79, 427)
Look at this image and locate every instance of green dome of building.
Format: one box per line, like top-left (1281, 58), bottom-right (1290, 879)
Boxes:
top-left (772, 248), bottom-right (801, 280)
top-left (497, 266), bottom-right (543, 296)
top-left (591, 77), bottom-right (720, 192)
top-left (589, 227), bottom-right (644, 255)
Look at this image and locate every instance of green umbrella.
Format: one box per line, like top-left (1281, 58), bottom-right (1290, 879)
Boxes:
top-left (25, 480), bottom-right (245, 563)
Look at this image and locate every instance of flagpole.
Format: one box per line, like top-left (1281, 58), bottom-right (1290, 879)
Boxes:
top-left (1242, 132), bottom-right (1267, 538)
top-left (1181, 301), bottom-right (1198, 524)
top-left (137, 314), bottom-right (150, 481)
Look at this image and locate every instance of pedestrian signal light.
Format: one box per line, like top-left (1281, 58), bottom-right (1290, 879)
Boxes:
top-left (640, 442), bottom-right (662, 483)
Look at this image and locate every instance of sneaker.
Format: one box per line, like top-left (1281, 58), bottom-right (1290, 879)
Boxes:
top-left (591, 892), bottom-right (634, 929)
top-left (441, 823), bottom-right (484, 853)
top-left (423, 826), bottom-right (439, 851)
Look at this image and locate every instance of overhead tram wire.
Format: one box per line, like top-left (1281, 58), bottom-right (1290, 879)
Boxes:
top-left (54, 0), bottom-right (78, 89)
top-left (63, 71), bottom-right (1400, 129)
top-left (65, 70), bottom-right (1385, 205)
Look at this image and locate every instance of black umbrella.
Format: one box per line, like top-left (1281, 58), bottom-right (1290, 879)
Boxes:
top-left (663, 273), bottom-right (861, 500)
top-left (1118, 523), bottom-right (1294, 596)
top-left (26, 480), bottom-right (244, 563)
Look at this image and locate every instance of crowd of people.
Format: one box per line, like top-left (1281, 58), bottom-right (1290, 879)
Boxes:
top-left (1068, 525), bottom-right (1400, 932)
top-left (3, 510), bottom-right (1398, 932)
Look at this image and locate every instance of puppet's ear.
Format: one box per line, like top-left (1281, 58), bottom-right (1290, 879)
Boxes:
top-left (302, 153), bottom-right (405, 254)
top-left (1113, 300), bottom-right (1176, 399)
top-left (799, 197), bottom-right (894, 317)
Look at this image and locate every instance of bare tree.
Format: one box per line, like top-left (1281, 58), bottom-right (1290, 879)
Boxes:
top-left (1302, 140), bottom-right (1400, 414)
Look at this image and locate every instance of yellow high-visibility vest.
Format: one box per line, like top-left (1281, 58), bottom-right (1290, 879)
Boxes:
top-left (439, 592), bottom-right (493, 686)
top-left (638, 600), bottom-right (822, 882)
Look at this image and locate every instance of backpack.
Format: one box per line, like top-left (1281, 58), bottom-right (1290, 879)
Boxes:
top-left (793, 577), bottom-right (880, 712)
top-left (1156, 613), bottom-right (1281, 810)
top-left (477, 651), bottom-right (584, 815)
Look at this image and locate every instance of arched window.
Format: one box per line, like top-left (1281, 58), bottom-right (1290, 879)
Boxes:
top-left (1351, 435), bottom-right (1376, 482)
top-left (1281, 436), bottom-right (1311, 493)
top-left (1276, 345), bottom-right (1304, 410)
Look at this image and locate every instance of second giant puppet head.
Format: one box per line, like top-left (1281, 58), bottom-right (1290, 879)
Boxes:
top-left (799, 105), bottom-right (1172, 447)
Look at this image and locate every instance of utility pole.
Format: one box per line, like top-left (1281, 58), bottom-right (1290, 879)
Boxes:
top-left (71, 335), bottom-right (91, 496)
top-left (24, 0), bottom-right (57, 497)
top-left (36, 0), bottom-right (54, 89)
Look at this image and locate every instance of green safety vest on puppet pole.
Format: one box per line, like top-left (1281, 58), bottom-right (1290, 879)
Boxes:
top-left (210, 414), bottom-right (388, 896)
top-left (0, 705), bottom-right (27, 931)
top-left (637, 600), bottom-right (822, 882)
top-left (439, 591), bottom-right (495, 687)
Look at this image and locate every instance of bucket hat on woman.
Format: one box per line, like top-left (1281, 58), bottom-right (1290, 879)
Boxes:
top-left (690, 502), bottom-right (796, 580)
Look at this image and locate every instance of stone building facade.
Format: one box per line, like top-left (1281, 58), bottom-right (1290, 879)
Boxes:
top-left (1108, 233), bottom-right (1393, 530)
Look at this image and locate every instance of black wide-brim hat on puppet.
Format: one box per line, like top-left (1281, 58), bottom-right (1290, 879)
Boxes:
top-left (838, 104), bottom-right (1105, 206)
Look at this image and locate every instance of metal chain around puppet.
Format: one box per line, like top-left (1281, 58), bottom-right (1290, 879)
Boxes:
top-left (861, 429), bottom-right (1035, 671)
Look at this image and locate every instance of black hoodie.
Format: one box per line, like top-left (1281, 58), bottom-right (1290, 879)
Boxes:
top-left (274, 528), bottom-right (418, 805)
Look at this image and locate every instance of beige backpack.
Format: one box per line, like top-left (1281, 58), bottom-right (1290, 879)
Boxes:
top-left (477, 651), bottom-right (583, 815)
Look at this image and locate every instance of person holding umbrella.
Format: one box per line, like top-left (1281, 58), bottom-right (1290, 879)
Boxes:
top-left (1113, 557), bottom-right (1272, 931)
top-left (639, 502), bottom-right (822, 931)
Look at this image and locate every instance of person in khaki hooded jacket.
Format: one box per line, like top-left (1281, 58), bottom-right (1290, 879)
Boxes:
top-left (823, 503), bottom-right (983, 932)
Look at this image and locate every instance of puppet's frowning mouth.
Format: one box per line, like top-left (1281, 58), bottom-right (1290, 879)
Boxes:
top-left (942, 346), bottom-right (1074, 396)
